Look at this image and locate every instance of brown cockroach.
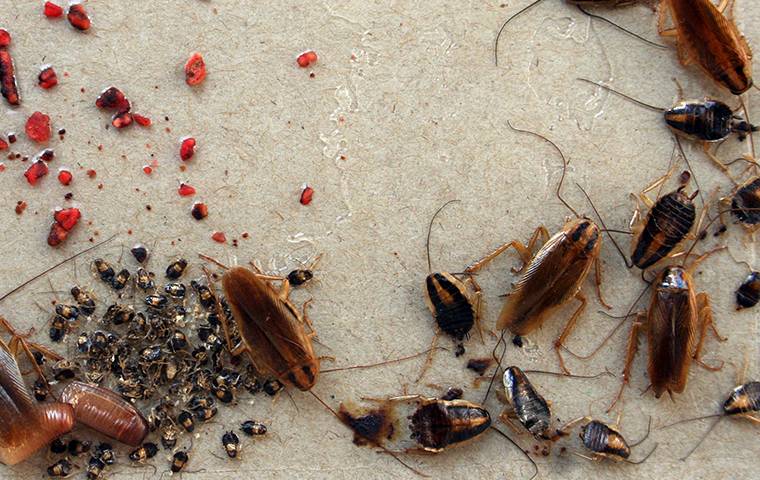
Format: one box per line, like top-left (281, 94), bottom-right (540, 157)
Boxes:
top-left (658, 0), bottom-right (753, 95)
top-left (464, 123), bottom-right (612, 374)
top-left (735, 271), bottom-right (760, 309)
top-left (0, 343), bottom-right (74, 465)
top-left (728, 175), bottom-right (760, 228)
top-left (561, 417), bottom-right (657, 463)
top-left (60, 381), bottom-right (149, 446)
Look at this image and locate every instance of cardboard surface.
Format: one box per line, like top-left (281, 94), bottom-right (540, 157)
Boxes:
top-left (0, 1), bottom-right (758, 478)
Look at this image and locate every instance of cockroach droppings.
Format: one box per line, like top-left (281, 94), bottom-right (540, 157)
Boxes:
top-left (44, 2), bottom-right (64, 18)
top-left (67, 3), bottom-right (91, 31)
top-left (180, 137), bottom-right (196, 161)
top-left (300, 185), bottom-right (314, 205)
top-left (24, 160), bottom-right (49, 185)
top-left (57, 169), bottom-right (72, 185)
top-left (15, 201), bottom-right (27, 215)
top-left (38, 65), bottom-right (58, 89)
top-left (86, 169), bottom-right (96, 178)
top-left (211, 231), bottom-right (226, 243)
top-left (184, 52), bottom-right (206, 86)
top-left (178, 182), bottom-right (196, 197)
top-left (131, 244), bottom-right (149, 263)
top-left (297, 50), bottom-right (318, 68)
top-left (191, 202), bottom-right (208, 220)
top-left (25, 111), bottom-right (51, 143)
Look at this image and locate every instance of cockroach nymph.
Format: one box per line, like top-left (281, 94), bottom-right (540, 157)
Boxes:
top-left (144, 294), bottom-right (168, 310)
top-left (286, 253), bottom-right (323, 287)
top-left (166, 259), bottom-right (189, 279)
top-left (67, 439), bottom-right (92, 456)
top-left (177, 410), bottom-right (195, 432)
top-left (52, 359), bottom-right (77, 380)
top-left (240, 420), bottom-right (267, 436)
top-left (111, 268), bottom-right (130, 290)
top-left (47, 458), bottom-right (74, 477)
top-left (93, 259), bottom-right (115, 283)
top-left (566, 418), bottom-right (657, 463)
top-left (94, 443), bottom-right (115, 466)
top-left (86, 456), bottom-right (106, 479)
top-left (730, 176), bottom-right (760, 226)
top-left (160, 424), bottom-right (179, 449)
top-left (50, 438), bottom-right (68, 454)
top-left (736, 271), bottom-right (760, 310)
top-left (135, 268), bottom-right (154, 291)
top-left (222, 431), bottom-right (240, 458)
top-left (55, 304), bottom-right (79, 320)
top-left (171, 450), bottom-right (189, 473)
top-left (128, 442), bottom-right (158, 462)
top-left (50, 315), bottom-right (67, 342)
top-left (164, 282), bottom-right (187, 298)
top-left (104, 304), bottom-right (134, 325)
top-left (191, 280), bottom-right (215, 308)
top-left (130, 244), bottom-right (149, 264)
top-left (71, 286), bottom-right (96, 315)
top-left (501, 366), bottom-right (563, 441)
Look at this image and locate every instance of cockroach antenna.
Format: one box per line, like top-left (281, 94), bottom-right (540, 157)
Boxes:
top-left (494, 0), bottom-right (547, 66)
top-left (482, 329), bottom-right (509, 405)
top-left (489, 426), bottom-right (538, 480)
top-left (577, 78), bottom-right (666, 112)
top-left (576, 5), bottom-right (666, 50)
top-left (0, 234), bottom-right (117, 303)
top-left (576, 183), bottom-right (633, 268)
top-left (426, 200), bottom-right (461, 273)
top-left (506, 120), bottom-right (580, 218)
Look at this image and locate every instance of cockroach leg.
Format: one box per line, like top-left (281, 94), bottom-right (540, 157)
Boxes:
top-left (553, 292), bottom-right (588, 375)
top-left (593, 258), bottom-right (611, 309)
top-left (657, 5), bottom-right (678, 38)
top-left (0, 316), bottom-right (60, 399)
top-left (202, 266), bottom-right (235, 353)
top-left (691, 293), bottom-right (725, 372)
top-left (465, 225), bottom-right (549, 276)
top-left (608, 317), bottom-right (645, 413)
top-left (416, 328), bottom-right (440, 383)
top-left (555, 415), bottom-right (591, 437)
top-left (702, 143), bottom-right (738, 182)
top-left (299, 298), bottom-right (318, 338)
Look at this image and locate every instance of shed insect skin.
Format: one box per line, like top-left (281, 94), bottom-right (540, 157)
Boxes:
top-left (735, 271), bottom-right (760, 310)
top-left (659, 0), bottom-right (753, 95)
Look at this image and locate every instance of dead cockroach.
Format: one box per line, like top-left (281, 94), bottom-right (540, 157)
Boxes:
top-left (160, 424), bottom-right (179, 449)
top-left (465, 123), bottom-right (611, 373)
top-left (50, 315), bottom-right (67, 342)
top-left (557, 417), bottom-right (657, 463)
top-left (47, 458), bottom-right (74, 477)
top-left (111, 268), bottom-right (130, 290)
top-left (130, 244), bottom-right (149, 264)
top-left (86, 456), bottom-right (106, 479)
top-left (222, 431), bottom-right (240, 458)
top-left (93, 442), bottom-right (115, 465)
top-left (729, 176), bottom-right (760, 226)
top-left (93, 259), bottom-right (115, 284)
top-left (171, 450), bottom-right (189, 473)
top-left (60, 381), bottom-right (149, 446)
top-left (166, 258), bottom-right (189, 279)
top-left (144, 293), bottom-right (168, 310)
top-left (67, 439), bottom-right (92, 457)
top-left (191, 280), bottom-right (215, 308)
top-left (286, 253), bottom-right (323, 287)
top-left (71, 286), bottom-right (96, 315)
top-left (0, 344), bottom-right (74, 465)
top-left (658, 0), bottom-right (753, 95)
top-left (736, 271), bottom-right (760, 309)
top-left (177, 410), bottom-right (195, 432)
top-left (501, 366), bottom-right (564, 442)
top-left (164, 282), bottom-right (187, 299)
top-left (55, 303), bottom-right (80, 321)
top-left (128, 442), bottom-right (158, 462)
top-left (240, 420), bottom-right (267, 436)
top-left (135, 267), bottom-right (154, 291)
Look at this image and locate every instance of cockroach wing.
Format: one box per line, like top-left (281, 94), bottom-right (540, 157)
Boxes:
top-left (222, 267), bottom-right (318, 391)
top-left (647, 286), bottom-right (697, 397)
top-left (497, 228), bottom-right (596, 335)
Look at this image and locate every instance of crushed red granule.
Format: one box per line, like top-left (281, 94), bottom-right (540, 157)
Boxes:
top-left (38, 65), bottom-right (58, 89)
top-left (211, 231), bottom-right (226, 243)
top-left (24, 160), bottom-right (49, 185)
top-left (133, 114), bottom-right (151, 126)
top-left (142, 165), bottom-right (152, 175)
top-left (300, 185), bottom-right (314, 205)
top-left (179, 137), bottom-right (196, 161)
top-left (25, 112), bottom-right (51, 143)
top-left (0, 163), bottom-right (4, 172)
top-left (96, 86), bottom-right (130, 111)
top-left (0, 29), bottom-right (10, 48)
top-left (111, 111), bottom-right (133, 128)
top-left (0, 138), bottom-right (7, 150)
top-left (86, 169), bottom-right (96, 178)
top-left (57, 168), bottom-right (72, 185)
top-left (48, 207), bottom-right (81, 246)
top-left (15, 200), bottom-right (26, 215)
top-left (48, 222), bottom-right (68, 246)
top-left (297, 50), bottom-right (318, 68)
top-left (67, 3), bottom-right (91, 31)
top-left (191, 202), bottom-right (208, 220)
top-left (0, 50), bottom-right (21, 105)
top-left (44, 2), bottom-right (64, 18)
top-left (178, 182), bottom-right (196, 196)
top-left (184, 52), bottom-right (206, 86)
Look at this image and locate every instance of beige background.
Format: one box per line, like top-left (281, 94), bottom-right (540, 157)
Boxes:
top-left (0, 0), bottom-right (758, 478)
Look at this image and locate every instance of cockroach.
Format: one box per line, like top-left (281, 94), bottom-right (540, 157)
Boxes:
top-left (71, 286), bottom-right (96, 315)
top-left (86, 456), bottom-right (106, 479)
top-left (130, 244), bottom-right (149, 264)
top-left (168, 330), bottom-right (188, 351)
top-left (160, 424), bottom-right (179, 449)
top-left (171, 450), bottom-right (189, 473)
top-left (33, 378), bottom-right (48, 401)
top-left (50, 315), bottom-right (67, 342)
top-left (0, 345), bottom-right (74, 465)
top-left (194, 405), bottom-right (217, 422)
top-left (164, 282), bottom-right (186, 298)
top-left (111, 268), bottom-right (130, 290)
top-left (47, 458), bottom-right (74, 477)
top-left (67, 439), bottom-right (91, 456)
top-left (286, 253), bottom-right (323, 287)
top-left (222, 431), bottom-right (240, 458)
top-left (135, 268), bottom-right (154, 291)
top-left (240, 420), bottom-right (267, 436)
top-left (104, 304), bottom-right (134, 325)
top-left (166, 258), bottom-right (188, 279)
top-left (60, 381), bottom-right (149, 446)
top-left (50, 438), bottom-right (68, 454)
top-left (52, 360), bottom-right (77, 380)
top-left (55, 304), bottom-right (79, 320)
top-left (144, 294), bottom-right (168, 310)
top-left (658, 0), bottom-right (753, 95)
top-left (440, 387), bottom-right (464, 401)
top-left (177, 410), bottom-right (195, 432)
top-left (736, 271), bottom-right (760, 309)
top-left (729, 176), bottom-right (760, 226)
top-left (191, 280), bottom-right (215, 308)
top-left (93, 259), bottom-right (115, 283)
top-left (128, 442), bottom-right (158, 462)
top-left (464, 124), bottom-right (610, 373)
top-left (501, 366), bottom-right (564, 441)
top-left (93, 442), bottom-right (114, 465)
top-left (554, 417), bottom-right (657, 463)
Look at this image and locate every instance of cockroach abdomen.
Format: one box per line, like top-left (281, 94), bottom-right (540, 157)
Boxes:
top-left (580, 421), bottom-right (630, 460)
top-left (425, 273), bottom-right (474, 341)
top-left (723, 381), bottom-right (760, 415)
top-left (736, 272), bottom-right (760, 310)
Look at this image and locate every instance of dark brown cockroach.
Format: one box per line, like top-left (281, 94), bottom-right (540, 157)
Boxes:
top-left (111, 268), bottom-right (130, 290)
top-left (129, 442), bottom-right (158, 462)
top-left (171, 450), bottom-right (189, 472)
top-left (736, 271), bottom-right (760, 309)
top-left (222, 430), bottom-right (240, 458)
top-left (629, 169), bottom-right (698, 270)
top-left (729, 176), bottom-right (760, 227)
top-left (60, 381), bottom-right (149, 446)
top-left (87, 456), bottom-right (106, 479)
top-left (71, 286), bottom-right (96, 315)
top-left (240, 420), bottom-right (267, 436)
top-left (465, 124), bottom-right (610, 373)
top-left (47, 458), bottom-right (74, 477)
top-left (501, 366), bottom-right (564, 442)
top-left (166, 258), bottom-right (189, 279)
top-left (0, 344), bottom-right (74, 465)
top-left (93, 258), bottom-right (115, 284)
top-left (658, 0), bottom-right (753, 95)
top-left (286, 253), bottom-right (323, 287)
top-left (554, 417), bottom-right (657, 463)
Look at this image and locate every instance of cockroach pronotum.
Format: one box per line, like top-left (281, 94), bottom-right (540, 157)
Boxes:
top-left (464, 123), bottom-right (612, 374)
top-left (0, 344), bottom-right (74, 465)
top-left (60, 381), bottom-right (149, 446)
top-left (735, 271), bottom-right (760, 310)
top-left (658, 0), bottom-right (753, 95)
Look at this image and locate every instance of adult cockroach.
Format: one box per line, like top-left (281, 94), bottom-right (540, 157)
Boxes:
top-left (658, 0), bottom-right (753, 95)
top-left (735, 271), bottom-right (760, 309)
top-left (60, 381), bottom-right (149, 446)
top-left (464, 123), bottom-right (612, 374)
top-left (0, 343), bottom-right (74, 465)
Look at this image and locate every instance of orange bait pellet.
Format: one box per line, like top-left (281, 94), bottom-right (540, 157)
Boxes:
top-left (184, 52), bottom-right (206, 86)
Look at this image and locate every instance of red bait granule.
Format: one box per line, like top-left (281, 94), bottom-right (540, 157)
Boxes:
top-left (133, 114), bottom-right (151, 127)
top-left (300, 185), bottom-right (314, 205)
top-left (15, 201), bottom-right (26, 215)
top-left (38, 65), bottom-right (58, 89)
top-left (25, 112), bottom-right (51, 143)
top-left (95, 86), bottom-right (130, 112)
top-left (178, 182), bottom-right (196, 196)
top-left (0, 29), bottom-right (10, 48)
top-left (180, 137), bottom-right (196, 161)
top-left (44, 2), bottom-right (64, 18)
top-left (54, 207), bottom-right (81, 230)
top-left (48, 222), bottom-right (68, 246)
top-left (142, 165), bottom-right (152, 175)
top-left (86, 169), bottom-right (96, 178)
top-left (24, 160), bottom-right (49, 185)
top-left (111, 111), bottom-right (133, 128)
top-left (0, 50), bottom-right (20, 105)
top-left (211, 231), bottom-right (226, 243)
top-left (57, 168), bottom-right (72, 185)
top-left (67, 3), bottom-right (91, 31)
top-left (0, 138), bottom-right (7, 150)
top-left (296, 50), bottom-right (318, 68)
top-left (0, 163), bottom-right (4, 172)
top-left (184, 52), bottom-right (206, 86)
top-left (191, 202), bottom-right (208, 220)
